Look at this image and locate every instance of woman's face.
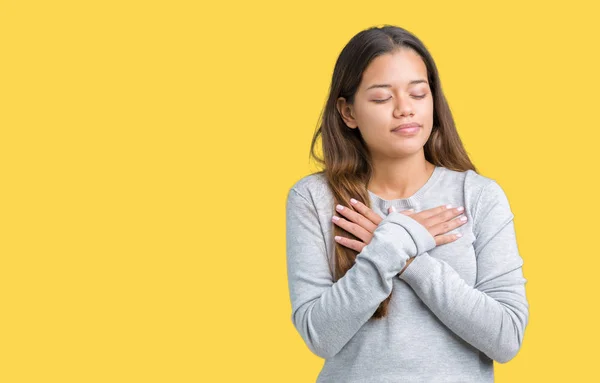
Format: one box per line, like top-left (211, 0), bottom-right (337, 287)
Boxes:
top-left (337, 48), bottom-right (434, 159)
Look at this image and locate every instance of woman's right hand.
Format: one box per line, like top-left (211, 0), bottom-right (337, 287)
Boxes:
top-left (393, 204), bottom-right (467, 246)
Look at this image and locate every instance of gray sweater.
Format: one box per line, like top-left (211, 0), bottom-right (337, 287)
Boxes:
top-left (285, 166), bottom-right (529, 382)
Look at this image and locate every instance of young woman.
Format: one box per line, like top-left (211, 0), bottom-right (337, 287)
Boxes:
top-left (285, 25), bottom-right (529, 382)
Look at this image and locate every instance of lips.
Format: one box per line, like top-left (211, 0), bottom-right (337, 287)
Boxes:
top-left (392, 122), bottom-right (421, 131)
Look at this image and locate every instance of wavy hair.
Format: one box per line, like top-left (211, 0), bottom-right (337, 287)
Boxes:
top-left (309, 25), bottom-right (478, 319)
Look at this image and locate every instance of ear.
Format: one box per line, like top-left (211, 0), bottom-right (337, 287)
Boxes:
top-left (336, 97), bottom-right (358, 129)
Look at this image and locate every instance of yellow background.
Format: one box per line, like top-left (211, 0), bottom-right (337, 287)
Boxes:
top-left (1, 0), bottom-right (598, 381)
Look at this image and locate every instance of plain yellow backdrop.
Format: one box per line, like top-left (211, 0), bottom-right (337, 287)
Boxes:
top-left (1, 0), bottom-right (599, 381)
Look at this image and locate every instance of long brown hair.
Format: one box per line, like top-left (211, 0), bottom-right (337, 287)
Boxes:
top-left (309, 25), bottom-right (478, 319)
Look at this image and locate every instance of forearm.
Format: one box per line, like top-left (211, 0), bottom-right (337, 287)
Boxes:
top-left (398, 253), bottom-right (528, 363)
top-left (291, 244), bottom-right (408, 359)
top-left (287, 193), bottom-right (434, 359)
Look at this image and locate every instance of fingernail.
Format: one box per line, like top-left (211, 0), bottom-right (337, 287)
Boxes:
top-left (350, 198), bottom-right (358, 204)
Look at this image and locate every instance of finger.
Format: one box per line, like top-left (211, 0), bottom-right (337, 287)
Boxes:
top-left (336, 203), bottom-right (378, 233)
top-left (349, 198), bottom-right (384, 226)
top-left (436, 206), bottom-right (465, 221)
top-left (417, 204), bottom-right (455, 220)
top-left (430, 215), bottom-right (468, 237)
top-left (332, 215), bottom-right (373, 243)
top-left (334, 235), bottom-right (366, 253)
top-left (434, 233), bottom-right (463, 246)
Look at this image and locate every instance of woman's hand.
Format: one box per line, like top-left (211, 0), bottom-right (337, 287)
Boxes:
top-left (332, 199), bottom-right (468, 252)
top-left (399, 204), bottom-right (467, 246)
top-left (331, 198), bottom-right (414, 253)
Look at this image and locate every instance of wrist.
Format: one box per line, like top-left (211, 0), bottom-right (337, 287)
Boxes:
top-left (399, 256), bottom-right (416, 275)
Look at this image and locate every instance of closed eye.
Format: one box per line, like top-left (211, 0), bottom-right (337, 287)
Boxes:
top-left (373, 95), bottom-right (427, 103)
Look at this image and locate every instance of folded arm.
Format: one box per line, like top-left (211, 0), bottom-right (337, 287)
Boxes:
top-left (286, 188), bottom-right (435, 359)
top-left (398, 181), bottom-right (530, 363)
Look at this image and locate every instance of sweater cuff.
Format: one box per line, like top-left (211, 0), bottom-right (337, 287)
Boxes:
top-left (385, 211), bottom-right (436, 255)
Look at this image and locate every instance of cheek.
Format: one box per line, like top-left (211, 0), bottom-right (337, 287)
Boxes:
top-left (355, 104), bottom-right (389, 126)
top-left (419, 100), bottom-right (434, 124)
top-left (419, 97), bottom-right (434, 113)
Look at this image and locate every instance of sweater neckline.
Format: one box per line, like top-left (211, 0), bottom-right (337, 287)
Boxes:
top-left (368, 166), bottom-right (444, 210)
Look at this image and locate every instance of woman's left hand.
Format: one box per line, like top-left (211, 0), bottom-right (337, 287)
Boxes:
top-left (332, 198), bottom-right (414, 252)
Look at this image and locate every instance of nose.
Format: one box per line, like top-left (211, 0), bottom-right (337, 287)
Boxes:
top-left (392, 95), bottom-right (414, 118)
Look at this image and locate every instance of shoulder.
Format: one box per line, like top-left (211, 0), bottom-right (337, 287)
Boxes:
top-left (286, 171), bottom-right (333, 208)
top-left (439, 166), bottom-right (510, 217)
top-left (288, 171), bottom-right (330, 198)
top-left (461, 169), bottom-right (510, 212)
top-left (440, 167), bottom-right (499, 198)
top-left (440, 167), bottom-right (494, 191)
top-left (449, 169), bottom-right (514, 230)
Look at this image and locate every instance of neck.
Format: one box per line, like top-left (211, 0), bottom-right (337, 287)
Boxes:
top-left (367, 154), bottom-right (435, 200)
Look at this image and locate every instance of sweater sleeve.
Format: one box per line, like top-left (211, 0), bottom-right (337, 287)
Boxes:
top-left (398, 180), bottom-right (529, 363)
top-left (286, 188), bottom-right (435, 359)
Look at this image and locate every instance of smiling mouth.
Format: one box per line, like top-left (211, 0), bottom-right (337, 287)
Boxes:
top-left (391, 126), bottom-right (420, 135)
top-left (391, 123), bottom-right (421, 131)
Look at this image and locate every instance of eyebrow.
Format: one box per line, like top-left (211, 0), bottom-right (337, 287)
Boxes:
top-left (366, 79), bottom-right (428, 90)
